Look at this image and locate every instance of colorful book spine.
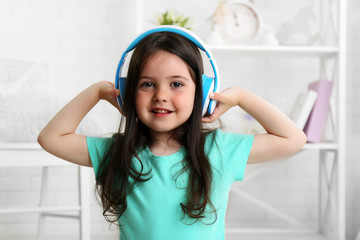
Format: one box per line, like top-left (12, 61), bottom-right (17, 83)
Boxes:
top-left (290, 90), bottom-right (318, 130)
top-left (303, 79), bottom-right (333, 143)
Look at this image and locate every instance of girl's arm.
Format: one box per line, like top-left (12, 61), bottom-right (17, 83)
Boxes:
top-left (38, 81), bottom-right (120, 167)
top-left (202, 87), bottom-right (307, 164)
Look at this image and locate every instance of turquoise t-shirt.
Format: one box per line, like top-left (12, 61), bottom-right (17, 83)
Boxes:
top-left (87, 129), bottom-right (253, 240)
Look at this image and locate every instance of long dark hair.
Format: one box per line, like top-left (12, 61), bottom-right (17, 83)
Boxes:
top-left (95, 31), bottom-right (215, 225)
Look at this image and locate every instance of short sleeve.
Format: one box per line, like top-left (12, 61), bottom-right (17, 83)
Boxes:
top-left (210, 130), bottom-right (254, 182)
top-left (86, 136), bottom-right (112, 178)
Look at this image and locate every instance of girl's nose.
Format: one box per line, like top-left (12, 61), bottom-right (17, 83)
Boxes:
top-left (153, 86), bottom-right (169, 102)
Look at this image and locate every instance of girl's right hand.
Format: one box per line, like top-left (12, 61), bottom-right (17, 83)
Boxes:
top-left (97, 81), bottom-right (121, 113)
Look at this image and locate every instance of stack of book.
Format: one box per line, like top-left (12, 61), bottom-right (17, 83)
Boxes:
top-left (290, 79), bottom-right (333, 143)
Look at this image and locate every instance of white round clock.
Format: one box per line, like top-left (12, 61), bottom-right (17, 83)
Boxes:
top-left (215, 0), bottom-right (261, 44)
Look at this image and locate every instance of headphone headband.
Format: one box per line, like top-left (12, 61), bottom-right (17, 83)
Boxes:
top-left (125, 26), bottom-right (206, 53)
top-left (115, 25), bottom-right (220, 116)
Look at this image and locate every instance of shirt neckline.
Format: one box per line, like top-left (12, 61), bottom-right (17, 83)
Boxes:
top-left (144, 145), bottom-right (186, 162)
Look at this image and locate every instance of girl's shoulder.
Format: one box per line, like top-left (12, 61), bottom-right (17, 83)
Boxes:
top-left (87, 133), bottom-right (120, 161)
top-left (87, 133), bottom-right (121, 176)
top-left (205, 128), bottom-right (254, 145)
top-left (87, 133), bottom-right (117, 148)
top-left (205, 129), bottom-right (254, 181)
top-left (204, 129), bottom-right (254, 159)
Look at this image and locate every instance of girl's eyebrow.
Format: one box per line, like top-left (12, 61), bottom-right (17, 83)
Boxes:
top-left (170, 75), bottom-right (191, 81)
top-left (139, 76), bottom-right (154, 80)
top-left (140, 75), bottom-right (191, 81)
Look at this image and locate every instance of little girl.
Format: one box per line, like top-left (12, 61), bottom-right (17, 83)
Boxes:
top-left (38, 27), bottom-right (306, 240)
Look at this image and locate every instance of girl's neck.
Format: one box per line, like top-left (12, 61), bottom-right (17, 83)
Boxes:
top-left (148, 131), bottom-right (182, 156)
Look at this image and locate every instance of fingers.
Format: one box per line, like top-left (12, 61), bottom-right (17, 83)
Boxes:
top-left (209, 92), bottom-right (222, 101)
top-left (201, 107), bottom-right (221, 123)
top-left (201, 104), bottom-right (222, 123)
top-left (107, 81), bottom-right (115, 87)
top-left (110, 88), bottom-right (120, 97)
top-left (201, 93), bottom-right (218, 123)
top-left (201, 115), bottom-right (216, 123)
top-left (110, 89), bottom-right (121, 112)
top-left (103, 83), bottom-right (121, 112)
top-left (201, 91), bottom-right (232, 123)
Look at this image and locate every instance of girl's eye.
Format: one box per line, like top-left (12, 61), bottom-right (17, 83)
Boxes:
top-left (140, 82), bottom-right (154, 88)
top-left (171, 81), bottom-right (183, 88)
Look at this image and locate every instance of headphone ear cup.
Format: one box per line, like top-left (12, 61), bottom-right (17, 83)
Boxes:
top-left (201, 74), bottom-right (215, 116)
top-left (117, 77), bottom-right (127, 111)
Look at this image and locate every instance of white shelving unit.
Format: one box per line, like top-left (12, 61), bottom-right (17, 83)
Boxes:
top-left (134, 0), bottom-right (346, 239)
top-left (0, 49), bottom-right (92, 238)
top-left (210, 1), bottom-right (347, 239)
top-left (0, 143), bottom-right (92, 240)
top-left (215, 1), bottom-right (346, 239)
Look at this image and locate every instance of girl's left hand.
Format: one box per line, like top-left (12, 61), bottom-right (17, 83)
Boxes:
top-left (201, 87), bottom-right (240, 123)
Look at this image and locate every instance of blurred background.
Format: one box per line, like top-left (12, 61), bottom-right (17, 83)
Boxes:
top-left (0, 0), bottom-right (359, 239)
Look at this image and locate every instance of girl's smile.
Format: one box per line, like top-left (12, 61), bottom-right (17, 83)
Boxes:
top-left (135, 50), bottom-right (196, 140)
top-left (151, 107), bottom-right (174, 117)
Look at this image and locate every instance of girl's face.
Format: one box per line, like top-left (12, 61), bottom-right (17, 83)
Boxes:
top-left (135, 50), bottom-right (196, 139)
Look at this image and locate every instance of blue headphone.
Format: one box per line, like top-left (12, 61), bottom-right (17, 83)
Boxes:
top-left (115, 25), bottom-right (220, 116)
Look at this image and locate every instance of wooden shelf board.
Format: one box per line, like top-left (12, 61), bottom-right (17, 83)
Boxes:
top-left (226, 230), bottom-right (330, 240)
top-left (303, 142), bottom-right (338, 150)
top-left (208, 45), bottom-right (338, 57)
top-left (0, 206), bottom-right (81, 214)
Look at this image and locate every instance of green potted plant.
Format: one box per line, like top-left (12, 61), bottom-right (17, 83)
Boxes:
top-left (155, 10), bottom-right (192, 29)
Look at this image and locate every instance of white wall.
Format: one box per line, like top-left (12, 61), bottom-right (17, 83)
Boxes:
top-left (0, 0), bottom-right (359, 239)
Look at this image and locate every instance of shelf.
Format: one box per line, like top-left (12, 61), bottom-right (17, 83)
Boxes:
top-left (208, 45), bottom-right (338, 58)
top-left (0, 206), bottom-right (81, 215)
top-left (225, 231), bottom-right (329, 240)
top-left (0, 144), bottom-right (74, 167)
top-left (303, 142), bottom-right (338, 150)
top-left (0, 142), bottom-right (41, 150)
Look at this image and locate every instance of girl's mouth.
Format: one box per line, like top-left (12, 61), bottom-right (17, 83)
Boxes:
top-left (151, 108), bottom-right (173, 116)
top-left (152, 109), bottom-right (172, 113)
